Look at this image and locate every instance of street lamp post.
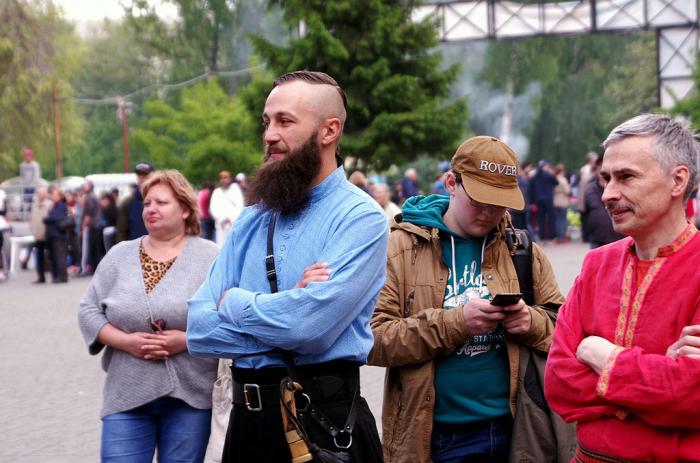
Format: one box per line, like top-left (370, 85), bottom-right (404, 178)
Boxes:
top-left (118, 98), bottom-right (131, 173)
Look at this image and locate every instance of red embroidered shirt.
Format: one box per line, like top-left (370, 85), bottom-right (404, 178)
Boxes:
top-left (545, 224), bottom-right (700, 462)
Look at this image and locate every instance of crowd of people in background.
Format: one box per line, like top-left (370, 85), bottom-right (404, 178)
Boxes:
top-left (6, 140), bottom-right (700, 285)
top-left (362, 150), bottom-right (698, 250)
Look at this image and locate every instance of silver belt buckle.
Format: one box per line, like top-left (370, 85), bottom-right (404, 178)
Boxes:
top-left (243, 383), bottom-right (262, 411)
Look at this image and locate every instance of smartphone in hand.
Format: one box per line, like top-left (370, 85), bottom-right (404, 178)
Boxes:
top-left (490, 293), bottom-right (523, 307)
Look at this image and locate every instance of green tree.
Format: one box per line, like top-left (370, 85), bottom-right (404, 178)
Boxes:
top-left (67, 18), bottom-right (166, 175)
top-left (125, 0), bottom-right (233, 77)
top-left (130, 79), bottom-right (261, 185)
top-left (66, 2), bottom-right (285, 179)
top-left (249, 0), bottom-right (468, 170)
top-left (0, 0), bottom-right (82, 180)
top-left (124, 0), bottom-right (286, 81)
top-left (603, 33), bottom-right (657, 126)
top-left (673, 54), bottom-right (700, 128)
top-left (480, 32), bottom-right (656, 169)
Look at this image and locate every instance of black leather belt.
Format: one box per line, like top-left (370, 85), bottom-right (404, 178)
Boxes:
top-left (232, 382), bottom-right (279, 412)
top-left (232, 369), bottom-right (358, 412)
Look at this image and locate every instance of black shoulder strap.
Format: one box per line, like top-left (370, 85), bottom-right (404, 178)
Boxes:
top-left (504, 228), bottom-right (534, 306)
top-left (265, 212), bottom-right (298, 375)
top-left (266, 212), bottom-right (279, 293)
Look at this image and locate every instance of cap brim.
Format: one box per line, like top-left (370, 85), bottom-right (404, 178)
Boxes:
top-left (462, 175), bottom-right (525, 211)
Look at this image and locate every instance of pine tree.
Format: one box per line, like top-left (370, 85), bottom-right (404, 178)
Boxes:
top-left (250, 0), bottom-right (468, 169)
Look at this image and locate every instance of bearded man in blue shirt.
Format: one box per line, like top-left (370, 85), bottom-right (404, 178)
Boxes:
top-left (187, 71), bottom-right (387, 462)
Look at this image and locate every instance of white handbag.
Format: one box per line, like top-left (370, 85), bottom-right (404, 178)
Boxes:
top-left (203, 359), bottom-right (232, 463)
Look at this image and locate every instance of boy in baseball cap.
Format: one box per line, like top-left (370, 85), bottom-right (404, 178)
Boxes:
top-left (369, 135), bottom-right (567, 463)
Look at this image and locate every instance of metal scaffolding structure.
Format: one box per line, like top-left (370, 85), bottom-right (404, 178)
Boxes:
top-left (416, 0), bottom-right (699, 108)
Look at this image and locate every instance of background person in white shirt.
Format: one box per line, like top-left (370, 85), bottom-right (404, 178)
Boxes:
top-left (209, 170), bottom-right (244, 248)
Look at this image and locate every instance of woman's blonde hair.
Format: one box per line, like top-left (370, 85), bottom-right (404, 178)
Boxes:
top-left (141, 170), bottom-right (200, 236)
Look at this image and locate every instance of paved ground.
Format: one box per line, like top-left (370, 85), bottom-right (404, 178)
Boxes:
top-left (0, 240), bottom-right (589, 462)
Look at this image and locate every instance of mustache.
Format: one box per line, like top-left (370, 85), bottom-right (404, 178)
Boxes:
top-left (264, 143), bottom-right (285, 159)
top-left (606, 202), bottom-right (632, 212)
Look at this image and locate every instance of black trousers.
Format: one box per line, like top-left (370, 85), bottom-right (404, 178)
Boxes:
top-left (48, 238), bottom-right (68, 282)
top-left (33, 240), bottom-right (49, 281)
top-left (222, 363), bottom-right (383, 463)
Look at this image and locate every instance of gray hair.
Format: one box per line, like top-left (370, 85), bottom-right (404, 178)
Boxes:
top-left (373, 183), bottom-right (389, 194)
top-left (603, 113), bottom-right (699, 201)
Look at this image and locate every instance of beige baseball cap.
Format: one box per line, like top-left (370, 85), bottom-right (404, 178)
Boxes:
top-left (451, 136), bottom-right (524, 210)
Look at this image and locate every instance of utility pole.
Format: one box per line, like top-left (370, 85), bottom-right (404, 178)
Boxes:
top-left (119, 98), bottom-right (130, 173)
top-left (52, 83), bottom-right (63, 179)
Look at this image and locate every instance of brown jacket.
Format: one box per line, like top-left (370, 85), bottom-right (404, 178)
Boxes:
top-left (368, 215), bottom-right (565, 463)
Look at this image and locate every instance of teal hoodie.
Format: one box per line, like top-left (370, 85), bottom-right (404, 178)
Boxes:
top-left (401, 194), bottom-right (453, 234)
top-left (401, 195), bottom-right (510, 424)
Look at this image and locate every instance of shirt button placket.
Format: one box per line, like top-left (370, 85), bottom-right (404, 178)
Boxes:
top-left (276, 223), bottom-right (293, 281)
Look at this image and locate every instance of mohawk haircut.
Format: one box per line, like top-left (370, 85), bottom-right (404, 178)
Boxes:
top-left (273, 70), bottom-right (347, 111)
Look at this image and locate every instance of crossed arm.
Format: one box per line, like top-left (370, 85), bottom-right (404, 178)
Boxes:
top-left (94, 263), bottom-right (334, 362)
top-left (575, 326), bottom-right (700, 428)
top-left (545, 276), bottom-right (700, 427)
top-left (186, 210), bottom-right (388, 359)
top-left (576, 325), bottom-right (700, 373)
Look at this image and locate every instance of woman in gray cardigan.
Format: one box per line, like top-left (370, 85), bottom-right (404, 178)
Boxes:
top-left (79, 170), bottom-right (219, 463)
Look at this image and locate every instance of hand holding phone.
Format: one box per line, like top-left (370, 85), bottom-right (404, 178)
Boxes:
top-left (490, 293), bottom-right (523, 307)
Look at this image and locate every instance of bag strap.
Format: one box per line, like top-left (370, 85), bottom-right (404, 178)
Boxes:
top-left (266, 212), bottom-right (279, 293)
top-left (265, 212), bottom-right (298, 377)
top-left (504, 228), bottom-right (534, 305)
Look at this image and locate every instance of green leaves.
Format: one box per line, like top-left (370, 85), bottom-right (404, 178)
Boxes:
top-left (672, 52), bottom-right (700, 129)
top-left (0, 0), bottom-right (82, 180)
top-left (252, 0), bottom-right (467, 169)
top-left (130, 79), bottom-right (260, 185)
top-left (480, 33), bottom-right (657, 167)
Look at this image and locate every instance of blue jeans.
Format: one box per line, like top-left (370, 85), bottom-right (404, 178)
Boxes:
top-left (199, 218), bottom-right (215, 242)
top-left (431, 415), bottom-right (512, 463)
top-left (554, 207), bottom-right (568, 239)
top-left (101, 396), bottom-right (211, 463)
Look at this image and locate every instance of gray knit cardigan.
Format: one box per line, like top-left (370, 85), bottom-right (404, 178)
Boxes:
top-left (78, 236), bottom-right (219, 417)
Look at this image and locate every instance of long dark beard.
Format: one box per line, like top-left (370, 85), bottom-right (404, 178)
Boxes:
top-left (247, 134), bottom-right (322, 215)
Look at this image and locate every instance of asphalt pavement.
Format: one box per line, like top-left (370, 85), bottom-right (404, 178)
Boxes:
top-left (0, 239), bottom-right (589, 462)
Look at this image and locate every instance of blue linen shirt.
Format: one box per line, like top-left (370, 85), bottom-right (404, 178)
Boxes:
top-left (187, 167), bottom-right (388, 368)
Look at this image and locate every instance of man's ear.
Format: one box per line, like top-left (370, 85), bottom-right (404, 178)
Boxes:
top-left (319, 118), bottom-right (342, 147)
top-left (444, 172), bottom-right (459, 196)
top-left (670, 165), bottom-right (690, 199)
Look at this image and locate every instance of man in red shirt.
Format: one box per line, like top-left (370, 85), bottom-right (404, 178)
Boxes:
top-left (545, 113), bottom-right (700, 462)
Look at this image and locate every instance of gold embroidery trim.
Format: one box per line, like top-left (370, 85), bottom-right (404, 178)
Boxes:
top-left (657, 223), bottom-right (697, 257)
top-left (596, 346), bottom-right (624, 398)
top-left (623, 259), bottom-right (663, 347)
top-left (614, 262), bottom-right (634, 346)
